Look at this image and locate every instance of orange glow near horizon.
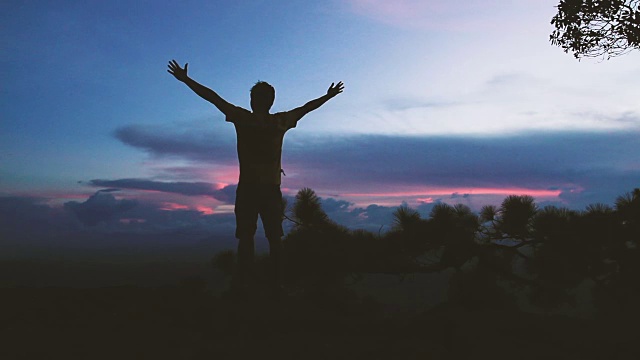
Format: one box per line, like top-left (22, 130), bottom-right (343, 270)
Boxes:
top-left (160, 202), bottom-right (216, 215)
top-left (342, 187), bottom-right (563, 198)
top-left (27, 183), bottom-right (571, 215)
top-left (196, 205), bottom-right (215, 215)
top-left (206, 167), bottom-right (239, 187)
top-left (160, 202), bottom-right (190, 211)
top-left (213, 182), bottom-right (230, 190)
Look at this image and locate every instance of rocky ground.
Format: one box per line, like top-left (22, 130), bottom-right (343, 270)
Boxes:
top-left (1, 285), bottom-right (637, 360)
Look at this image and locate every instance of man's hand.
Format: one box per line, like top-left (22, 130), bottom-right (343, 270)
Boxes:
top-left (327, 81), bottom-right (344, 98)
top-left (167, 60), bottom-right (189, 82)
top-left (167, 60), bottom-right (234, 115)
top-left (291, 81), bottom-right (345, 118)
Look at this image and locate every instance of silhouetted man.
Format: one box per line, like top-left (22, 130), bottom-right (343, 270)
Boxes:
top-left (167, 60), bottom-right (344, 293)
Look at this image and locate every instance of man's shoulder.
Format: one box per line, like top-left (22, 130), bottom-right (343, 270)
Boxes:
top-left (272, 109), bottom-right (297, 117)
top-left (231, 105), bottom-right (252, 116)
top-left (271, 110), bottom-right (299, 130)
top-left (225, 106), bottom-right (252, 123)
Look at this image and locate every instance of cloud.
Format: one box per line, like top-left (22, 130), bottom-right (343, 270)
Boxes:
top-left (89, 179), bottom-right (237, 203)
top-left (98, 188), bottom-right (121, 193)
top-left (114, 122), bottom-right (640, 209)
top-left (312, 196), bottom-right (398, 232)
top-left (320, 197), bottom-right (352, 212)
top-left (571, 111), bottom-right (640, 127)
top-left (114, 124), bottom-right (236, 163)
top-left (314, 195), bottom-right (444, 232)
top-left (114, 200), bottom-right (236, 233)
top-left (382, 98), bottom-right (459, 112)
top-left (311, 196), bottom-right (446, 232)
top-left (0, 196), bottom-right (67, 236)
top-left (288, 132), bottom-right (640, 193)
top-left (0, 196), bottom-right (50, 221)
top-left (64, 190), bottom-right (138, 226)
top-left (0, 194), bottom-right (240, 265)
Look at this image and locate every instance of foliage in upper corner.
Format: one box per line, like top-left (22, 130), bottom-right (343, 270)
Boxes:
top-left (550, 0), bottom-right (640, 59)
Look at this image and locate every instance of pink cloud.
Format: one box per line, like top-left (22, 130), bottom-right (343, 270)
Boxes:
top-left (160, 202), bottom-right (189, 211)
top-left (342, 186), bottom-right (561, 198)
top-left (158, 202), bottom-right (215, 215)
top-left (332, 186), bottom-right (564, 209)
top-left (158, 199), bottom-right (220, 215)
top-left (196, 205), bottom-right (215, 215)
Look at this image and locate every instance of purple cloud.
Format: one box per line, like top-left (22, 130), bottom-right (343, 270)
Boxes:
top-left (89, 179), bottom-right (237, 203)
top-left (114, 124), bottom-right (236, 163)
top-left (64, 190), bottom-right (138, 226)
top-left (113, 123), bottom-right (640, 209)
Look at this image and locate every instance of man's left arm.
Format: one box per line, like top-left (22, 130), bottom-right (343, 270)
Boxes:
top-left (289, 81), bottom-right (344, 121)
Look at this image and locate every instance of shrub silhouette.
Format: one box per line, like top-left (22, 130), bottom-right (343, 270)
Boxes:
top-left (497, 195), bottom-right (537, 240)
top-left (284, 188), bottom-right (352, 290)
top-left (211, 187), bottom-right (639, 315)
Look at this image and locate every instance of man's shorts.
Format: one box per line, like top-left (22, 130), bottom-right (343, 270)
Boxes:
top-left (234, 184), bottom-right (284, 239)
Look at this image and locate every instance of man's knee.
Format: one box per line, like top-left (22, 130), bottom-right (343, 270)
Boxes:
top-left (263, 217), bottom-right (284, 239)
top-left (235, 224), bottom-right (257, 240)
top-left (237, 236), bottom-right (255, 255)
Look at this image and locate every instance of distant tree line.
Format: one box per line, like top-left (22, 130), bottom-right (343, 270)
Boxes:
top-left (214, 187), bottom-right (639, 314)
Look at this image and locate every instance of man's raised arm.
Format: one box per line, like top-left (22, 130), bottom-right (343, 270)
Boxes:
top-left (167, 60), bottom-right (235, 115)
top-left (290, 81), bottom-right (344, 119)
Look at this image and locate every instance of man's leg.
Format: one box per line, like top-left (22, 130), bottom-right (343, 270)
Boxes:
top-left (267, 236), bottom-right (283, 291)
top-left (235, 236), bottom-right (255, 290)
top-left (261, 185), bottom-right (286, 292)
top-left (233, 185), bottom-right (258, 292)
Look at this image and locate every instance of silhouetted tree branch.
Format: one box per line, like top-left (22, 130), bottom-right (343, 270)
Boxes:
top-left (550, 0), bottom-right (640, 59)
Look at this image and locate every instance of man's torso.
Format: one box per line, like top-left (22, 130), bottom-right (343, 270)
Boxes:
top-left (226, 107), bottom-right (299, 185)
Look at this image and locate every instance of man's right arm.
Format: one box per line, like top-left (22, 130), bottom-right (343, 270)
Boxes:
top-left (288, 81), bottom-right (344, 121)
top-left (167, 60), bottom-right (235, 115)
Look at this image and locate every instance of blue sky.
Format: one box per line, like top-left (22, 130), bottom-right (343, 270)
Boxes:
top-left (1, 0), bottom-right (639, 242)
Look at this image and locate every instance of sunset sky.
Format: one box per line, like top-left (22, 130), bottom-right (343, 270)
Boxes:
top-left (2, 0), bottom-right (639, 244)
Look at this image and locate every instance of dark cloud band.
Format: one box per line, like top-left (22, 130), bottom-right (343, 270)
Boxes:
top-left (89, 179), bottom-right (237, 203)
top-left (113, 123), bottom-right (640, 207)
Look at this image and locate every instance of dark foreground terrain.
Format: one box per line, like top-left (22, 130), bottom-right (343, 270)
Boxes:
top-left (1, 285), bottom-right (637, 360)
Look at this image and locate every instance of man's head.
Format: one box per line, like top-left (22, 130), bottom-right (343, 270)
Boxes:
top-left (250, 81), bottom-right (275, 113)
